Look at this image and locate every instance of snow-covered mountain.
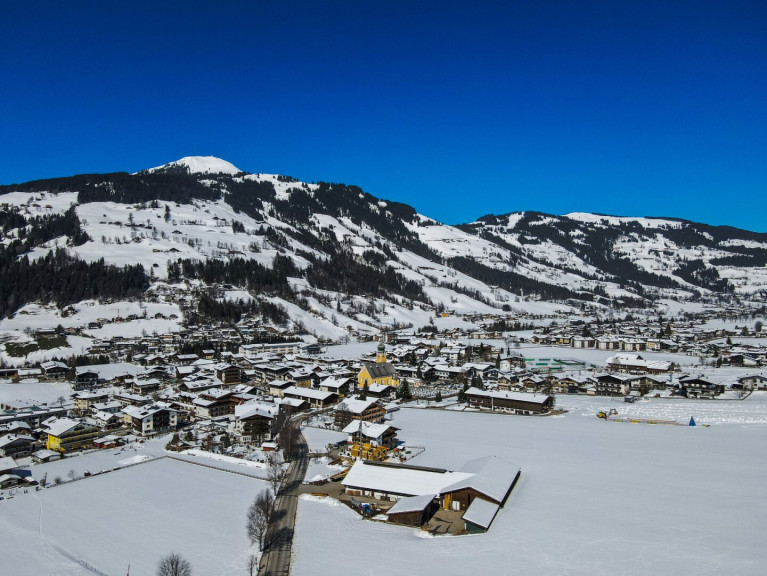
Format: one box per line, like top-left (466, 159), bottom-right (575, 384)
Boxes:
top-left (1, 156), bottom-right (766, 340)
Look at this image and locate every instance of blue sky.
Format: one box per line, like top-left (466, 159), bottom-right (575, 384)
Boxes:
top-left (2, 1), bottom-right (765, 229)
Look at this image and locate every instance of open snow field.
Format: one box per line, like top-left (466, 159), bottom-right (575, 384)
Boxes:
top-left (294, 401), bottom-right (767, 576)
top-left (0, 380), bottom-right (72, 408)
top-left (0, 457), bottom-right (266, 575)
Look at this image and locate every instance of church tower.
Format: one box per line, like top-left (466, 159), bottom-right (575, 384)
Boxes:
top-left (376, 341), bottom-right (387, 364)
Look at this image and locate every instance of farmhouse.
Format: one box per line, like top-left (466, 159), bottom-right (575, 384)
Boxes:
top-left (334, 397), bottom-right (387, 428)
top-left (464, 387), bottom-right (553, 414)
top-left (342, 456), bottom-right (521, 531)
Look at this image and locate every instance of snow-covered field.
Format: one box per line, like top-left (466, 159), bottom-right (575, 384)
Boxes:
top-left (0, 380), bottom-right (71, 408)
top-left (293, 399), bottom-right (767, 576)
top-left (0, 457), bottom-right (265, 575)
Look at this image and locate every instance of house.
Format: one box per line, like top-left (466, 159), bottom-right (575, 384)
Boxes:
top-left (464, 388), bottom-right (553, 414)
top-left (74, 367), bottom-right (100, 388)
top-left (679, 376), bottom-right (725, 398)
top-left (342, 456), bottom-right (520, 530)
top-left (45, 418), bottom-right (100, 453)
top-left (737, 374), bottom-right (767, 390)
top-left (358, 343), bottom-right (400, 390)
top-left (319, 376), bottom-right (352, 396)
top-left (40, 360), bottom-right (69, 380)
top-left (282, 386), bottom-right (338, 409)
top-left (334, 397), bottom-right (387, 428)
top-left (343, 420), bottom-right (399, 460)
top-left (215, 363), bottom-right (242, 385)
top-left (122, 404), bottom-right (178, 436)
top-left (606, 354), bottom-right (674, 374)
top-left (0, 456), bottom-right (20, 474)
top-left (234, 402), bottom-right (280, 444)
top-left (0, 434), bottom-right (35, 458)
top-left (192, 388), bottom-right (236, 419)
top-left (268, 379), bottom-right (293, 398)
top-left (594, 373), bottom-right (635, 396)
top-left (73, 391), bottom-right (111, 415)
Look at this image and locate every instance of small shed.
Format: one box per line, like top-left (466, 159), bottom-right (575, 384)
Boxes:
top-left (463, 498), bottom-right (500, 533)
top-left (387, 493), bottom-right (437, 527)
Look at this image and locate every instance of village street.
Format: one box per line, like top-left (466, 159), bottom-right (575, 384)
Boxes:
top-left (259, 426), bottom-right (309, 576)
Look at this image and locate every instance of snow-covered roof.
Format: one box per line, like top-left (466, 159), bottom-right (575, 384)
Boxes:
top-left (283, 386), bottom-right (335, 401)
top-left (343, 461), bottom-right (473, 498)
top-left (45, 418), bottom-right (82, 437)
top-left (462, 497), bottom-right (500, 529)
top-left (387, 493), bottom-right (437, 515)
top-left (465, 387), bottom-right (551, 405)
top-left (234, 402), bottom-right (279, 420)
top-left (341, 420), bottom-right (395, 438)
top-left (336, 397), bottom-right (380, 414)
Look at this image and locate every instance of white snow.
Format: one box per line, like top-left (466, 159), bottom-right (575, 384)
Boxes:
top-left (293, 403), bottom-right (767, 575)
top-left (145, 155), bottom-right (242, 175)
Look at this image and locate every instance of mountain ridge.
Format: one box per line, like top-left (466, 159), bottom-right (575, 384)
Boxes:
top-left (1, 157), bottom-right (765, 339)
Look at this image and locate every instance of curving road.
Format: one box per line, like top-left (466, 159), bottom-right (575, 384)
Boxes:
top-left (258, 425), bottom-right (309, 576)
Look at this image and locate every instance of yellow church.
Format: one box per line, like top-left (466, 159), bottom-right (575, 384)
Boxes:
top-left (357, 341), bottom-right (400, 390)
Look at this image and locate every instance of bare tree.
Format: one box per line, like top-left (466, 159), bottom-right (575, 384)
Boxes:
top-left (266, 453), bottom-right (286, 496)
top-left (247, 489), bottom-right (275, 551)
top-left (247, 554), bottom-right (258, 576)
top-left (156, 552), bottom-right (192, 576)
top-left (277, 421), bottom-right (299, 462)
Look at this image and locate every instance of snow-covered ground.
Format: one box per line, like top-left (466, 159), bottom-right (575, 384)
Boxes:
top-left (302, 425), bottom-right (347, 452)
top-left (293, 401), bottom-right (767, 576)
top-left (0, 457), bottom-right (265, 575)
top-left (0, 380), bottom-right (72, 408)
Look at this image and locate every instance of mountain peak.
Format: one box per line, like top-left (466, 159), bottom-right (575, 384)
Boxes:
top-left (145, 156), bottom-right (242, 175)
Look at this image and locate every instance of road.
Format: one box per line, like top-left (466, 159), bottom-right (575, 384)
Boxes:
top-left (258, 425), bottom-right (309, 576)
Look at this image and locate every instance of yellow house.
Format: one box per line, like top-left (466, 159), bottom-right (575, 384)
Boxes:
top-left (46, 418), bottom-right (100, 453)
top-left (358, 342), bottom-right (400, 390)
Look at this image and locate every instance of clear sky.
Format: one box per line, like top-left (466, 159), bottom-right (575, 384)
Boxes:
top-left (2, 1), bottom-right (765, 230)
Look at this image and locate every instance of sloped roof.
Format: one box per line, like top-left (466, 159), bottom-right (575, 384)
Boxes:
top-left (363, 362), bottom-right (396, 378)
top-left (462, 498), bottom-right (500, 529)
top-left (387, 493), bottom-right (437, 515)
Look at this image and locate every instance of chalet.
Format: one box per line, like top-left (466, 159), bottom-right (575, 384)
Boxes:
top-left (342, 456), bottom-right (520, 531)
top-left (40, 360), bottom-right (69, 380)
top-left (606, 354), bottom-right (674, 374)
top-left (334, 398), bottom-right (387, 428)
top-left (114, 391), bottom-right (152, 408)
top-left (73, 391), bottom-right (111, 415)
top-left (367, 383), bottom-right (395, 399)
top-left (319, 376), bottom-right (352, 396)
top-left (45, 418), bottom-right (100, 453)
top-left (343, 420), bottom-right (399, 450)
top-left (594, 373), bottom-right (635, 396)
top-left (91, 400), bottom-right (123, 415)
top-left (0, 434), bottom-right (35, 458)
top-left (215, 363), bottom-right (242, 385)
top-left (122, 404), bottom-right (178, 436)
top-left (464, 388), bottom-right (553, 415)
top-left (234, 402), bottom-right (280, 444)
top-left (131, 378), bottom-right (161, 395)
top-left (268, 379), bottom-right (293, 398)
top-left (275, 396), bottom-right (308, 415)
top-left (357, 343), bottom-right (400, 390)
top-left (74, 367), bottom-right (99, 388)
top-left (192, 388), bottom-right (236, 418)
top-left (737, 374), bottom-right (767, 391)
top-left (282, 386), bottom-right (338, 409)
top-left (679, 376), bottom-right (725, 398)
